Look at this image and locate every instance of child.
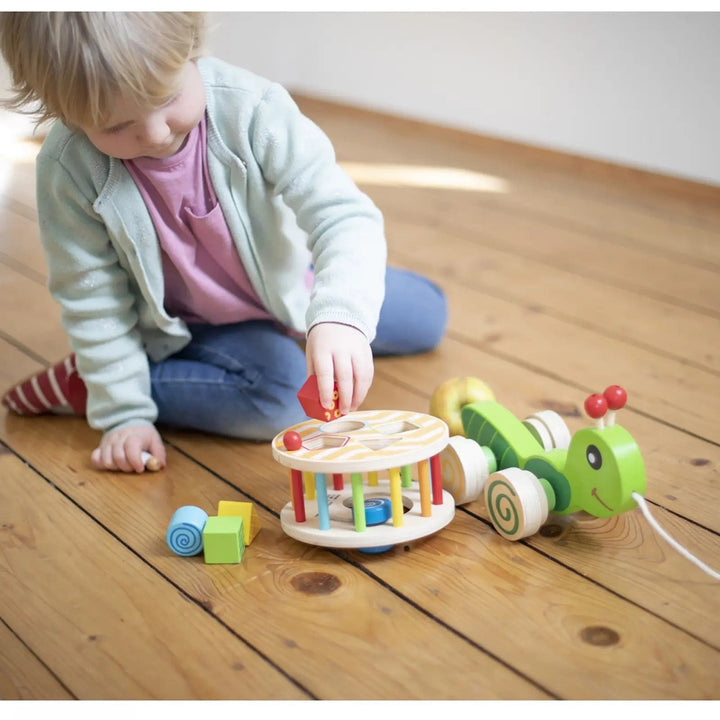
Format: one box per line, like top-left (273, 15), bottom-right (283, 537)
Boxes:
top-left (0, 12), bottom-right (447, 473)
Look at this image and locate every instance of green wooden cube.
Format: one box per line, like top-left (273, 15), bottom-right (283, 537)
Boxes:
top-left (202, 516), bottom-right (245, 564)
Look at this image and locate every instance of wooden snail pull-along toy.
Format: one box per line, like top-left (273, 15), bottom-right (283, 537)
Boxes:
top-left (432, 378), bottom-right (719, 580)
top-left (437, 383), bottom-right (644, 540)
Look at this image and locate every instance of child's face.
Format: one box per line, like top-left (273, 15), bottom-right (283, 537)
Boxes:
top-left (82, 61), bottom-right (206, 160)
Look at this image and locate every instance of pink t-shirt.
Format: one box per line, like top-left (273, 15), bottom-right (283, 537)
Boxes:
top-left (124, 115), bottom-right (274, 326)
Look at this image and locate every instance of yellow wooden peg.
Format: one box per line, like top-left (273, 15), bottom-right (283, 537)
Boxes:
top-left (303, 471), bottom-right (316, 500)
top-left (389, 466), bottom-right (403, 527)
top-left (418, 458), bottom-right (432, 517)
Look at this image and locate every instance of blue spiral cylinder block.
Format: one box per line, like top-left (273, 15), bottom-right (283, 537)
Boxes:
top-left (166, 505), bottom-right (209, 556)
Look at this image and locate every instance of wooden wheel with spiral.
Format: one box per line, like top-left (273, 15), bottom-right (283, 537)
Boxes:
top-left (484, 467), bottom-right (550, 541)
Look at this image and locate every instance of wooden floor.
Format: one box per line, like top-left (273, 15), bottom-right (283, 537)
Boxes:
top-left (1, 94), bottom-right (719, 701)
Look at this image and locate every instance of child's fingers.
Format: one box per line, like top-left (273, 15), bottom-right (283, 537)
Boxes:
top-left (90, 447), bottom-right (104, 470)
top-left (349, 347), bottom-right (374, 411)
top-left (351, 365), bottom-right (373, 412)
top-left (119, 434), bottom-right (145, 473)
top-left (91, 426), bottom-right (165, 473)
top-left (99, 443), bottom-right (118, 471)
top-left (333, 358), bottom-right (354, 415)
top-left (316, 371), bottom-right (335, 410)
top-left (311, 352), bottom-right (336, 410)
top-left (112, 442), bottom-right (135, 473)
top-left (148, 437), bottom-right (166, 468)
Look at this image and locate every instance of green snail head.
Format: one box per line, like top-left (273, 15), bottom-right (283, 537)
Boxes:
top-left (563, 387), bottom-right (646, 517)
top-left (565, 424), bottom-right (646, 517)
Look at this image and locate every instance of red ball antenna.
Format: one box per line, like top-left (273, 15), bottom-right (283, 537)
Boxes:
top-left (584, 393), bottom-right (607, 418)
top-left (584, 393), bottom-right (608, 429)
top-left (603, 385), bottom-right (627, 426)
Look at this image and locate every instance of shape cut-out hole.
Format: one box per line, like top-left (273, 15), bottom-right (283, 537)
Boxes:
top-left (375, 420), bottom-right (420, 435)
top-left (320, 419), bottom-right (366, 434)
top-left (302, 434), bottom-right (350, 451)
top-left (359, 437), bottom-right (400, 451)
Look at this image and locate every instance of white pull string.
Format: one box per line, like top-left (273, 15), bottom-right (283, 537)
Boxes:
top-left (632, 492), bottom-right (720, 581)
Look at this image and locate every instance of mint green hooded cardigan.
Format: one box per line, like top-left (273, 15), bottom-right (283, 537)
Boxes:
top-left (35, 56), bottom-right (387, 434)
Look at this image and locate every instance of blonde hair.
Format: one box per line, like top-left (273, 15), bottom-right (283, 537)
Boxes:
top-left (0, 12), bottom-right (206, 128)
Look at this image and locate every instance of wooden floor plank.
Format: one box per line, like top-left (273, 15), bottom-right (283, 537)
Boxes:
top-left (1, 93), bottom-right (719, 700)
top-left (5, 399), bottom-right (715, 698)
top-left (386, 217), bottom-right (720, 374)
top-left (0, 411), bottom-right (548, 700)
top-left (0, 619), bottom-right (73, 700)
top-left (399, 278), bottom-right (720, 443)
top-left (0, 264), bottom-right (69, 363)
top-left (375, 186), bottom-right (720, 316)
top-left (0, 341), bottom-right (45, 400)
top-left (296, 96), bottom-right (720, 267)
top-left (169, 430), bottom-right (720, 699)
top-left (0, 206), bottom-right (43, 279)
top-left (163, 375), bottom-right (720, 670)
top-left (0, 447), bottom-right (310, 700)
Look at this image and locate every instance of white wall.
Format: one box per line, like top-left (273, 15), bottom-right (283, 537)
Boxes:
top-left (206, 12), bottom-right (720, 186)
top-left (1, 12), bottom-right (717, 185)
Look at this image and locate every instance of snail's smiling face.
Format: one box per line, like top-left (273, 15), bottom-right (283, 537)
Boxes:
top-left (566, 426), bottom-right (646, 517)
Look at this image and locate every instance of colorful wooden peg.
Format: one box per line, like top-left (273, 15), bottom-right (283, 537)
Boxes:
top-left (290, 469), bottom-right (305, 522)
top-left (430, 453), bottom-right (444, 505)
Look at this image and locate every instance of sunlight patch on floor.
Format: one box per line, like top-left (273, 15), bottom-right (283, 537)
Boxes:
top-left (0, 134), bottom-right (41, 163)
top-left (340, 162), bottom-right (509, 193)
top-left (0, 109), bottom-right (43, 196)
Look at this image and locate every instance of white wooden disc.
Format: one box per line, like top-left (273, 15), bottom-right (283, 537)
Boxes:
top-left (523, 410), bottom-right (572, 450)
top-left (521, 417), bottom-right (553, 450)
top-left (484, 468), bottom-right (549, 541)
top-left (280, 481), bottom-right (456, 549)
top-left (440, 435), bottom-right (490, 505)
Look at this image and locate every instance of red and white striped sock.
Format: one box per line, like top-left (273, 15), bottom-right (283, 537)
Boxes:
top-left (2, 354), bottom-right (87, 416)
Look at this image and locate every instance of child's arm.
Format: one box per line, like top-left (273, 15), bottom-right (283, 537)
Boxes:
top-left (250, 83), bottom-right (387, 410)
top-left (36, 146), bottom-right (160, 447)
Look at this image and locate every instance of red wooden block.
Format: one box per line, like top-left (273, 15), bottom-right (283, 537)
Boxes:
top-left (297, 375), bottom-right (342, 422)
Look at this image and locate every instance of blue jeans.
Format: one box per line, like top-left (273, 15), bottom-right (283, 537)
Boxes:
top-left (150, 267), bottom-right (447, 440)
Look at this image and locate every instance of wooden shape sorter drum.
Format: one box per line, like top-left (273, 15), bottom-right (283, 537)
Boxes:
top-left (272, 410), bottom-right (455, 550)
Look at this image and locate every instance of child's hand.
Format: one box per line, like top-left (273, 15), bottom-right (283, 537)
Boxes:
top-left (306, 323), bottom-right (374, 415)
top-left (91, 423), bottom-right (167, 473)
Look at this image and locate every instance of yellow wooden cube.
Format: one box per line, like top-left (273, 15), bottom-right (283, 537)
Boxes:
top-left (217, 501), bottom-right (261, 545)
